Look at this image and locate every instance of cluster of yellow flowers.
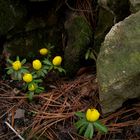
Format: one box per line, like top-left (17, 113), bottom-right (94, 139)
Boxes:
top-left (12, 48), bottom-right (62, 71)
top-left (7, 47), bottom-right (64, 97)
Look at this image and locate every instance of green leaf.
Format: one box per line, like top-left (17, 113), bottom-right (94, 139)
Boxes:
top-left (79, 123), bottom-right (88, 135)
top-left (17, 72), bottom-right (22, 80)
top-left (34, 79), bottom-right (42, 83)
top-left (89, 52), bottom-right (97, 61)
top-left (84, 123), bottom-right (94, 139)
top-left (20, 68), bottom-right (29, 73)
top-left (42, 69), bottom-right (48, 74)
top-left (75, 119), bottom-right (88, 129)
top-left (93, 120), bottom-right (108, 133)
top-left (16, 56), bottom-right (20, 61)
top-left (85, 49), bottom-right (90, 60)
top-left (75, 112), bottom-right (85, 118)
top-left (49, 65), bottom-right (53, 71)
top-left (56, 67), bottom-right (66, 73)
top-left (85, 49), bottom-right (97, 61)
top-left (35, 87), bottom-right (44, 93)
top-left (43, 59), bottom-right (52, 65)
top-left (5, 67), bottom-right (11, 70)
top-left (28, 92), bottom-right (34, 101)
top-left (21, 59), bottom-right (26, 65)
top-left (41, 72), bottom-right (45, 77)
top-left (28, 83), bottom-right (34, 89)
top-left (39, 87), bottom-right (44, 90)
top-left (57, 67), bottom-right (62, 72)
top-left (7, 69), bottom-right (13, 74)
top-left (22, 66), bottom-right (28, 69)
top-left (32, 74), bottom-right (37, 79)
top-left (45, 43), bottom-right (54, 49)
top-left (35, 89), bottom-right (41, 93)
top-left (43, 65), bottom-right (50, 70)
top-left (7, 59), bottom-right (13, 64)
top-left (13, 72), bottom-right (18, 80)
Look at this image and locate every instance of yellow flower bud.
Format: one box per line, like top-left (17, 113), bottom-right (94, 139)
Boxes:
top-left (28, 84), bottom-right (36, 91)
top-left (86, 108), bottom-right (100, 122)
top-left (23, 73), bottom-right (33, 83)
top-left (12, 60), bottom-right (21, 71)
top-left (39, 48), bottom-right (48, 55)
top-left (32, 59), bottom-right (42, 70)
top-left (52, 56), bottom-right (62, 66)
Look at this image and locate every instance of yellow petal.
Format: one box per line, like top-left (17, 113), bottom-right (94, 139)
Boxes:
top-left (39, 48), bottom-right (48, 55)
top-left (23, 73), bottom-right (33, 83)
top-left (12, 60), bottom-right (21, 71)
top-left (28, 84), bottom-right (36, 91)
top-left (32, 59), bottom-right (42, 70)
top-left (86, 108), bottom-right (100, 122)
top-left (52, 56), bottom-right (62, 66)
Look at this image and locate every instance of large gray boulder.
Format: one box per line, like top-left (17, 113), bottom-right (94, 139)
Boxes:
top-left (97, 11), bottom-right (140, 114)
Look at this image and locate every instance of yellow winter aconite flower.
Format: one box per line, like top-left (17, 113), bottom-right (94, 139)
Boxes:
top-left (86, 108), bottom-right (100, 122)
top-left (12, 61), bottom-right (21, 71)
top-left (28, 84), bottom-right (36, 91)
top-left (23, 73), bottom-right (33, 83)
top-left (39, 48), bottom-right (48, 55)
top-left (52, 56), bottom-right (62, 66)
top-left (32, 59), bottom-right (42, 70)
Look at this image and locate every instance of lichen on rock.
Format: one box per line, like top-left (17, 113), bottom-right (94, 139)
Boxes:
top-left (97, 11), bottom-right (140, 114)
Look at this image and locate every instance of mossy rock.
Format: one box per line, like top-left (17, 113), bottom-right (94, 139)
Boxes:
top-left (64, 14), bottom-right (93, 77)
top-left (97, 11), bottom-right (140, 114)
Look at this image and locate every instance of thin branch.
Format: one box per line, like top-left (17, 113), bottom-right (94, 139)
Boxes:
top-left (5, 121), bottom-right (25, 140)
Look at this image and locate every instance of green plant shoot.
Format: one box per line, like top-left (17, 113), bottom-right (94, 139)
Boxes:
top-left (75, 108), bottom-right (108, 139)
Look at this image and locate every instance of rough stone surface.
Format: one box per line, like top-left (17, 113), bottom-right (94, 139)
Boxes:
top-left (97, 11), bottom-right (140, 114)
top-left (0, 0), bottom-right (27, 36)
top-left (129, 0), bottom-right (140, 13)
top-left (64, 14), bottom-right (93, 77)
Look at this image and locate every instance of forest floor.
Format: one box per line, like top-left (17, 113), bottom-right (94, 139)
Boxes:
top-left (0, 69), bottom-right (140, 140)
